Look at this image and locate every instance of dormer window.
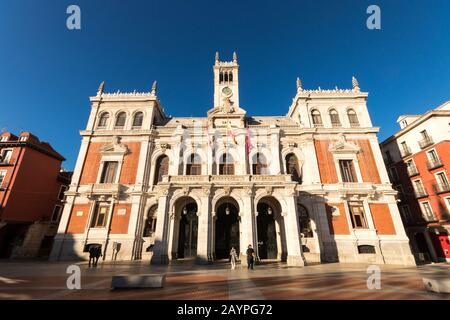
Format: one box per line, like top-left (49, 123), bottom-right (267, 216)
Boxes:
top-left (115, 112), bottom-right (126, 129)
top-left (0, 136), bottom-right (8, 142)
top-left (132, 112), bottom-right (143, 128)
top-left (347, 109), bottom-right (360, 127)
top-left (311, 110), bottom-right (323, 127)
top-left (98, 112), bottom-right (109, 128)
top-left (19, 136), bottom-right (27, 142)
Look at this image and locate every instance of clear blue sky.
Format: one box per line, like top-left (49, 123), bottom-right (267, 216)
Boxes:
top-left (1, 0), bottom-right (449, 170)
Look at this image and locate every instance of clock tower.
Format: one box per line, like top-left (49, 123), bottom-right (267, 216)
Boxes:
top-left (213, 51), bottom-right (240, 109)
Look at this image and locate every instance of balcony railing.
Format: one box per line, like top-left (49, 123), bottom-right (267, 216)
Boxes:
top-left (407, 165), bottom-right (419, 177)
top-left (400, 147), bottom-right (412, 158)
top-left (427, 158), bottom-right (443, 170)
top-left (433, 182), bottom-right (450, 194)
top-left (419, 137), bottom-right (434, 149)
top-left (414, 188), bottom-right (428, 199)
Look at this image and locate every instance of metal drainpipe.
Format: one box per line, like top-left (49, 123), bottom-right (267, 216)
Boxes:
top-left (0, 145), bottom-right (25, 216)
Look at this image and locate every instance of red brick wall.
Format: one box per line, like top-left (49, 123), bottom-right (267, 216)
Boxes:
top-left (355, 140), bottom-right (381, 183)
top-left (314, 140), bottom-right (338, 183)
top-left (110, 204), bottom-right (131, 234)
top-left (369, 203), bottom-right (396, 235)
top-left (67, 204), bottom-right (91, 234)
top-left (325, 203), bottom-right (350, 235)
top-left (119, 142), bottom-right (141, 184)
top-left (79, 143), bottom-right (103, 184)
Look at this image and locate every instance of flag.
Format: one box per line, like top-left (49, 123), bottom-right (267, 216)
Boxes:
top-left (245, 127), bottom-right (253, 155)
top-left (226, 121), bottom-right (238, 145)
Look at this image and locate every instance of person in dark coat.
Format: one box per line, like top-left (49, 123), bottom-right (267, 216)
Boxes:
top-left (246, 244), bottom-right (255, 270)
top-left (88, 245), bottom-right (102, 267)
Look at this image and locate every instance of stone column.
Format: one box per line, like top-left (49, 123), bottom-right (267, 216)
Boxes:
top-left (197, 189), bottom-right (213, 264)
top-left (151, 192), bottom-right (171, 264)
top-left (240, 187), bottom-right (255, 260)
top-left (284, 192), bottom-right (305, 266)
top-left (269, 126), bottom-right (281, 174)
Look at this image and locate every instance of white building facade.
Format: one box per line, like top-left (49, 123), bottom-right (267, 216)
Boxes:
top-left (50, 53), bottom-right (415, 266)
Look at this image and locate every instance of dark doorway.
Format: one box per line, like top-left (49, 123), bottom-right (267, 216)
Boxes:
top-left (0, 223), bottom-right (29, 258)
top-left (257, 202), bottom-right (278, 259)
top-left (177, 202), bottom-right (198, 258)
top-left (215, 202), bottom-right (239, 259)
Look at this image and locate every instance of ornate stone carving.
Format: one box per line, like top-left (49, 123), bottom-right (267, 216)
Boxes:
top-left (223, 186), bottom-right (231, 196)
top-left (100, 136), bottom-right (129, 155)
top-left (265, 186), bottom-right (273, 195)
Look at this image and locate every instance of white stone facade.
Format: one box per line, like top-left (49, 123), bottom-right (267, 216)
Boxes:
top-left (50, 53), bottom-right (415, 266)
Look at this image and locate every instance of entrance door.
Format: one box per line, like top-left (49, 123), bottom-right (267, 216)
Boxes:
top-left (177, 203), bottom-right (198, 258)
top-left (257, 206), bottom-right (278, 259)
top-left (215, 203), bottom-right (239, 259)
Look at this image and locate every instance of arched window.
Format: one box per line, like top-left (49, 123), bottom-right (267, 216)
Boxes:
top-left (224, 72), bottom-right (228, 82)
top-left (311, 110), bottom-right (323, 127)
top-left (285, 153), bottom-right (301, 183)
top-left (329, 109), bottom-right (341, 127)
top-left (219, 72), bottom-right (223, 83)
top-left (186, 153), bottom-right (201, 175)
top-left (154, 155), bottom-right (169, 184)
top-left (98, 112), bottom-right (109, 128)
top-left (298, 204), bottom-right (313, 238)
top-left (347, 109), bottom-right (359, 127)
top-left (252, 153), bottom-right (268, 175)
top-left (115, 112), bottom-right (127, 128)
top-left (219, 153), bottom-right (234, 175)
top-left (229, 71), bottom-right (233, 82)
top-left (132, 112), bottom-right (143, 128)
top-left (143, 205), bottom-right (158, 237)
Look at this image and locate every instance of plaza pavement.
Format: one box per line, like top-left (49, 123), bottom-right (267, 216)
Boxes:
top-left (0, 259), bottom-right (448, 300)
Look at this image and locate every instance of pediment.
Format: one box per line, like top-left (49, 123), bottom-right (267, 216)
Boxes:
top-left (328, 134), bottom-right (360, 154)
top-left (100, 136), bottom-right (129, 155)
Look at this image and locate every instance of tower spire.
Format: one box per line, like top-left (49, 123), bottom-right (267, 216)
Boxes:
top-left (151, 80), bottom-right (157, 95)
top-left (296, 77), bottom-right (302, 91)
top-left (97, 81), bottom-right (105, 96)
top-left (352, 76), bottom-right (360, 92)
top-left (215, 51), bottom-right (220, 64)
top-left (233, 51), bottom-right (237, 62)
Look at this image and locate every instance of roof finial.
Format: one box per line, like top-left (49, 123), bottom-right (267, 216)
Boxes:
top-left (233, 51), bottom-right (237, 62)
top-left (352, 76), bottom-right (360, 92)
top-left (296, 77), bottom-right (302, 91)
top-left (215, 51), bottom-right (219, 63)
top-left (97, 81), bottom-right (105, 96)
top-left (151, 80), bottom-right (157, 95)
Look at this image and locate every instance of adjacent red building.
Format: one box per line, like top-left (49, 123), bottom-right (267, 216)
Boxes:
top-left (380, 101), bottom-right (450, 264)
top-left (0, 131), bottom-right (71, 258)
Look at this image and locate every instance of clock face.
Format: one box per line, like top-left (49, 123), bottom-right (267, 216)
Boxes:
top-left (222, 86), bottom-right (232, 97)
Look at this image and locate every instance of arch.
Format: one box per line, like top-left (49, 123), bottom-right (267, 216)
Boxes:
top-left (171, 196), bottom-right (199, 259)
top-left (186, 153), bottom-right (202, 175)
top-left (256, 196), bottom-right (287, 261)
top-left (214, 196), bottom-right (240, 260)
top-left (329, 108), bottom-right (341, 127)
top-left (347, 108), bottom-right (360, 127)
top-left (297, 204), bottom-right (313, 238)
top-left (224, 72), bottom-right (229, 82)
top-left (252, 152), bottom-right (268, 175)
top-left (229, 71), bottom-right (233, 82)
top-left (115, 111), bottom-right (127, 128)
top-left (285, 153), bottom-right (301, 183)
top-left (211, 191), bottom-right (244, 216)
top-left (153, 154), bottom-right (169, 184)
top-left (218, 153), bottom-right (234, 175)
top-left (132, 111), bottom-right (144, 128)
top-left (97, 111), bottom-right (110, 129)
top-left (311, 109), bottom-right (323, 127)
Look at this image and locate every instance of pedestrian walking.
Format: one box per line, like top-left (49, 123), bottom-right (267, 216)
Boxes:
top-left (230, 247), bottom-right (238, 270)
top-left (246, 244), bottom-right (255, 270)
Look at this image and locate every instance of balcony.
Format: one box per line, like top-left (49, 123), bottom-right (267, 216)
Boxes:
top-left (414, 188), bottom-right (428, 199)
top-left (407, 165), bottom-right (420, 177)
top-left (0, 158), bottom-right (14, 166)
top-left (419, 137), bottom-right (434, 149)
top-left (427, 158), bottom-right (443, 170)
top-left (400, 147), bottom-right (412, 158)
top-left (433, 182), bottom-right (450, 194)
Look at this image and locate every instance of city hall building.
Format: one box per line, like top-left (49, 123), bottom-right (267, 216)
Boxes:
top-left (50, 53), bottom-right (415, 266)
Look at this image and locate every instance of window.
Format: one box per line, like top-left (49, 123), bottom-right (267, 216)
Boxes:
top-left (347, 109), bottom-right (359, 127)
top-left (19, 136), bottom-right (27, 142)
top-left (420, 130), bottom-right (430, 140)
top-left (420, 202), bottom-right (436, 222)
top-left (219, 153), bottom-right (234, 175)
top-left (115, 112), bottom-right (126, 128)
top-left (0, 149), bottom-right (12, 164)
top-left (428, 150), bottom-right (439, 163)
top-left (154, 155), bottom-right (169, 184)
top-left (285, 153), bottom-right (301, 182)
top-left (252, 153), bottom-right (268, 175)
top-left (329, 109), bottom-right (341, 127)
top-left (339, 160), bottom-right (357, 182)
top-left (0, 136), bottom-right (8, 142)
top-left (348, 202), bottom-right (368, 229)
top-left (98, 112), bottom-right (109, 128)
top-left (385, 151), bottom-right (393, 163)
top-left (435, 172), bottom-right (450, 193)
top-left (395, 184), bottom-right (405, 200)
top-left (132, 112), bottom-right (143, 128)
top-left (0, 171), bottom-right (6, 188)
top-left (400, 205), bottom-right (413, 224)
top-left (298, 204), bottom-right (313, 237)
top-left (311, 110), bottom-right (322, 127)
top-left (229, 71), bottom-right (233, 82)
top-left (389, 167), bottom-right (399, 182)
top-left (51, 205), bottom-right (62, 222)
top-left (58, 185), bottom-right (68, 200)
top-left (143, 205), bottom-right (158, 237)
top-left (414, 180), bottom-right (426, 195)
top-left (358, 245), bottom-right (376, 254)
top-left (100, 161), bottom-right (118, 183)
top-left (186, 153), bottom-right (201, 175)
top-left (91, 205), bottom-right (109, 228)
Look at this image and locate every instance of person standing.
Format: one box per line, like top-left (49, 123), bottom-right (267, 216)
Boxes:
top-left (246, 244), bottom-right (255, 270)
top-left (229, 247), bottom-right (238, 270)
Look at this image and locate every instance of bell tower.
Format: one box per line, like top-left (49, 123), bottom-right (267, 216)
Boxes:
top-left (213, 51), bottom-right (240, 109)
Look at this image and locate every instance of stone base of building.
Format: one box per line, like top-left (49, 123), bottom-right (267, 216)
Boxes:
top-left (10, 222), bottom-right (58, 259)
